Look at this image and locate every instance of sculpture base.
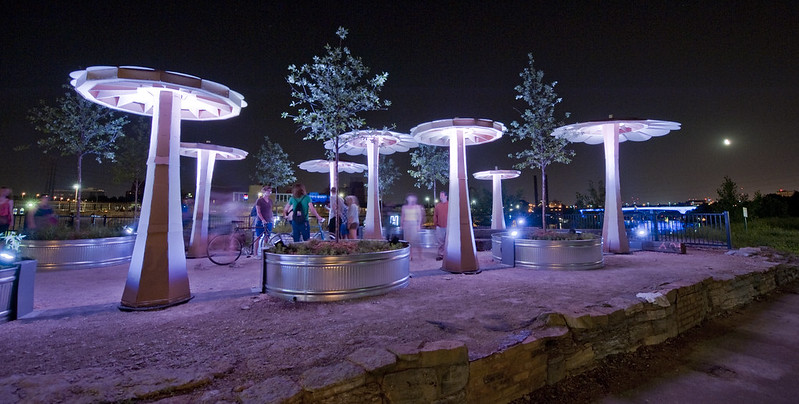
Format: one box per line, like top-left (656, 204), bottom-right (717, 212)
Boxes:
top-left (118, 295), bottom-right (194, 312)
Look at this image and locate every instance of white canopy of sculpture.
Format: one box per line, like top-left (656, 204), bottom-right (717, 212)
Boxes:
top-left (325, 130), bottom-right (418, 239)
top-left (180, 142), bottom-right (248, 258)
top-left (411, 118), bottom-right (506, 273)
top-left (473, 169), bottom-right (520, 230)
top-left (552, 118), bottom-right (681, 253)
top-left (298, 159), bottom-right (367, 197)
top-left (71, 66), bottom-right (247, 310)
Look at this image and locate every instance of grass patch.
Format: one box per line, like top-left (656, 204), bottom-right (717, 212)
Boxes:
top-left (731, 217), bottom-right (799, 254)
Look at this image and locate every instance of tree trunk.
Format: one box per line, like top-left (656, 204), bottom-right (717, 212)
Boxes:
top-left (133, 177), bottom-right (140, 220)
top-left (333, 136), bottom-right (340, 241)
top-left (75, 154), bottom-right (83, 232)
top-left (540, 166), bottom-right (547, 230)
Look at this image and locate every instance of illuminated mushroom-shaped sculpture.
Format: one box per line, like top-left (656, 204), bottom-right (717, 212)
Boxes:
top-left (71, 66), bottom-right (246, 310)
top-left (552, 118), bottom-right (680, 254)
top-left (180, 142), bottom-right (248, 258)
top-left (473, 168), bottom-right (521, 230)
top-left (411, 118), bottom-right (506, 274)
top-left (325, 130), bottom-right (418, 239)
top-left (298, 159), bottom-right (367, 197)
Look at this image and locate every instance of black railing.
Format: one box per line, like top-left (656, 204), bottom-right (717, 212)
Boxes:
top-left (525, 211), bottom-right (732, 248)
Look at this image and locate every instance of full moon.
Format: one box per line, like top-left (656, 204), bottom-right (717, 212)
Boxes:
top-left (723, 138), bottom-right (731, 146)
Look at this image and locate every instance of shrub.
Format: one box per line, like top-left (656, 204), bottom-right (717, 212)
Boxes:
top-left (528, 230), bottom-right (597, 241)
top-left (22, 225), bottom-right (128, 240)
top-left (268, 239), bottom-right (404, 255)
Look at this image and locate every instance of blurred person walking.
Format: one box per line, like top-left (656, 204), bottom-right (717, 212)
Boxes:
top-left (433, 191), bottom-right (448, 261)
top-left (401, 194), bottom-right (424, 260)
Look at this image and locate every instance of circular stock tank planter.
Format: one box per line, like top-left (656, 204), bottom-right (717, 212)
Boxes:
top-left (263, 242), bottom-right (410, 302)
top-left (492, 233), bottom-right (604, 270)
top-left (20, 236), bottom-right (135, 270)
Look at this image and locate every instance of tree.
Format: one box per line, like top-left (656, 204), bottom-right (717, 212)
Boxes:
top-left (252, 136), bottom-right (296, 189)
top-left (112, 117), bottom-right (149, 219)
top-left (282, 27), bottom-right (390, 195)
top-left (575, 180), bottom-right (605, 209)
top-left (364, 155), bottom-right (400, 200)
top-left (507, 54), bottom-right (573, 229)
top-left (715, 176), bottom-right (748, 211)
top-left (409, 144), bottom-right (449, 201)
top-left (28, 85), bottom-right (128, 231)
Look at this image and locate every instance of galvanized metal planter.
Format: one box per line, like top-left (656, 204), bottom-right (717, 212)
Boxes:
top-left (263, 242), bottom-right (410, 302)
top-left (20, 236), bottom-right (135, 270)
top-left (0, 266), bottom-right (16, 323)
top-left (0, 260), bottom-right (36, 323)
top-left (492, 233), bottom-right (604, 270)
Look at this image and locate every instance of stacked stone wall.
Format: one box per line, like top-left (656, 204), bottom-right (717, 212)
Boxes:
top-left (247, 263), bottom-right (798, 403)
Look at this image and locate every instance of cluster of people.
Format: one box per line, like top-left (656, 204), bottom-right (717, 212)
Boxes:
top-left (326, 187), bottom-right (360, 240)
top-left (251, 184), bottom-right (451, 262)
top-left (0, 187), bottom-right (58, 234)
top-left (252, 183), bottom-right (361, 243)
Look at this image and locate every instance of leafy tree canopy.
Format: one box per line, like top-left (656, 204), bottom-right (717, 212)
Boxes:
top-left (409, 144), bottom-right (449, 191)
top-left (506, 53), bottom-right (573, 228)
top-left (252, 136), bottom-right (296, 188)
top-left (28, 85), bottom-right (128, 164)
top-left (282, 27), bottom-right (390, 159)
top-left (363, 155), bottom-right (400, 199)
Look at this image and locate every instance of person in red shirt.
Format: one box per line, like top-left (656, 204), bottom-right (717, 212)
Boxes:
top-left (433, 191), bottom-right (448, 260)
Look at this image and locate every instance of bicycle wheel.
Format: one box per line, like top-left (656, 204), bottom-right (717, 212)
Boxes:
top-left (271, 232), bottom-right (295, 245)
top-left (207, 234), bottom-right (242, 265)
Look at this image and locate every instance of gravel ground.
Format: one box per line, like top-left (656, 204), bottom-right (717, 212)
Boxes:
top-left (0, 246), bottom-right (788, 402)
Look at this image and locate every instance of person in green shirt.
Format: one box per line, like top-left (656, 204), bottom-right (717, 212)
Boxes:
top-left (283, 183), bottom-right (324, 242)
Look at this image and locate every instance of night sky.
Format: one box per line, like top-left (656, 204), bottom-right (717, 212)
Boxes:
top-left (1, 1), bottom-right (797, 205)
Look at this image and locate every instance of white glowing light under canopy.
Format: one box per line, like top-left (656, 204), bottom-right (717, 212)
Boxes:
top-left (473, 169), bottom-right (521, 230)
top-left (552, 118), bottom-right (681, 254)
top-left (70, 66), bottom-right (247, 121)
top-left (299, 159), bottom-right (367, 194)
top-left (180, 142), bottom-right (248, 258)
top-left (411, 118), bottom-right (506, 273)
top-left (70, 65), bottom-right (247, 310)
top-left (324, 130), bottom-right (418, 239)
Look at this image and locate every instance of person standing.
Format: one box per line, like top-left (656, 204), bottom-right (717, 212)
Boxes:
top-left (328, 187), bottom-right (346, 237)
top-left (401, 194), bottom-right (424, 260)
top-left (254, 185), bottom-right (273, 254)
top-left (433, 191), bottom-right (448, 261)
top-left (284, 183), bottom-right (324, 242)
top-left (345, 195), bottom-right (360, 239)
top-left (0, 187), bottom-right (13, 233)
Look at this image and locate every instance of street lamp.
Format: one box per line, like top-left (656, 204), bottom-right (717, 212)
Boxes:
top-left (73, 183), bottom-right (80, 201)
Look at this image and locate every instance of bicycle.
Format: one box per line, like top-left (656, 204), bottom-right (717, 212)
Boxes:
top-left (207, 220), bottom-right (285, 265)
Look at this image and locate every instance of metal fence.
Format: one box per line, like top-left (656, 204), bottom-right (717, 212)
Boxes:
top-left (536, 210), bottom-right (732, 248)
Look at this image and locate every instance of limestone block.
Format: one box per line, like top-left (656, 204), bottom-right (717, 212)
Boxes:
top-left (420, 340), bottom-right (468, 368)
top-left (565, 345), bottom-right (595, 372)
top-left (439, 364), bottom-right (469, 396)
top-left (301, 361), bottom-right (366, 400)
top-left (383, 367), bottom-right (438, 403)
top-left (317, 382), bottom-right (383, 404)
top-left (387, 341), bottom-right (423, 370)
top-left (547, 355), bottom-right (565, 385)
top-left (239, 376), bottom-right (302, 404)
top-left (347, 347), bottom-right (397, 374)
